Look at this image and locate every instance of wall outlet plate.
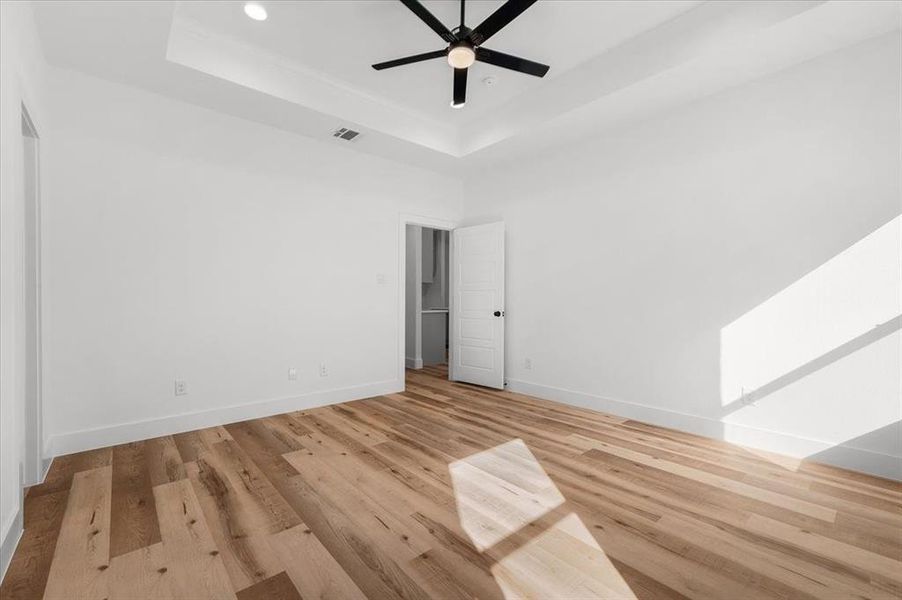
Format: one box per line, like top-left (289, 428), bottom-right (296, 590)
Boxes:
top-left (288, 367), bottom-right (298, 381)
top-left (174, 379), bottom-right (188, 396)
top-left (319, 363), bottom-right (328, 377)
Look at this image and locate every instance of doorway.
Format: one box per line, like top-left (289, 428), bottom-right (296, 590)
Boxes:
top-left (405, 224), bottom-right (450, 371)
top-left (22, 106), bottom-right (44, 485)
top-left (398, 216), bottom-right (506, 390)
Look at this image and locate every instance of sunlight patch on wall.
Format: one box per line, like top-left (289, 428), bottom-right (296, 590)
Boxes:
top-left (721, 329), bottom-right (900, 455)
top-left (449, 438), bottom-right (636, 599)
top-left (719, 216), bottom-right (901, 459)
top-left (721, 216), bottom-right (900, 407)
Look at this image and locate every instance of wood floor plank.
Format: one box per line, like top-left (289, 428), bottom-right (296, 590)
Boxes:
top-left (110, 441), bottom-right (161, 558)
top-left (321, 404), bottom-right (390, 446)
top-left (108, 542), bottom-right (174, 600)
top-left (153, 479), bottom-right (238, 600)
top-left (283, 449), bottom-right (433, 562)
top-left (570, 430), bottom-right (902, 530)
top-left (282, 473), bottom-right (431, 600)
top-left (4, 365), bottom-right (899, 600)
top-left (745, 513), bottom-right (902, 587)
top-left (43, 465), bottom-right (112, 600)
top-left (258, 415), bottom-right (309, 452)
top-left (186, 455), bottom-right (286, 592)
top-left (209, 439), bottom-right (301, 534)
top-left (144, 435), bottom-right (188, 486)
top-left (653, 512), bottom-right (899, 600)
top-left (608, 557), bottom-right (691, 600)
top-left (234, 571), bottom-right (302, 600)
top-left (225, 420), bottom-right (430, 599)
top-left (488, 512), bottom-right (638, 600)
top-left (29, 447), bottom-right (112, 498)
top-left (584, 440), bottom-right (838, 522)
top-left (0, 489), bottom-right (69, 600)
top-left (267, 525), bottom-right (367, 600)
top-left (312, 443), bottom-right (455, 523)
top-left (285, 443), bottom-right (503, 599)
top-left (173, 426), bottom-right (233, 462)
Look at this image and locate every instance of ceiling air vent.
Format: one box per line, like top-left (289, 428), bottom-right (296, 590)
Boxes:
top-left (332, 127), bottom-right (360, 142)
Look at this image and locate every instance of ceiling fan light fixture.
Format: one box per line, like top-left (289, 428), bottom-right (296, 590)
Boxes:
top-left (447, 44), bottom-right (476, 69)
top-left (243, 2), bottom-right (267, 21)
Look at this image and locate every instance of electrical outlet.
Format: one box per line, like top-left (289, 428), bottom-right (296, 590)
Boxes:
top-left (524, 358), bottom-right (532, 371)
top-left (288, 367), bottom-right (298, 381)
top-left (319, 362), bottom-right (328, 377)
top-left (174, 379), bottom-right (188, 396)
top-left (376, 273), bottom-right (386, 285)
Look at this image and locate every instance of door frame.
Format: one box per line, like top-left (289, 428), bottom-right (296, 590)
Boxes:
top-left (21, 103), bottom-right (45, 486)
top-left (397, 214), bottom-right (456, 385)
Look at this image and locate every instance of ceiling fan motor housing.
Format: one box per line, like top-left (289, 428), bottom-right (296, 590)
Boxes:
top-left (451, 25), bottom-right (472, 39)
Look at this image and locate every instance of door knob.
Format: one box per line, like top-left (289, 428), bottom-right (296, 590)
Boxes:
top-left (493, 310), bottom-right (503, 317)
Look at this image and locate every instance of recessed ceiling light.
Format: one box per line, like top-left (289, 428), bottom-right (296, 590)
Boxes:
top-left (244, 2), bottom-right (267, 21)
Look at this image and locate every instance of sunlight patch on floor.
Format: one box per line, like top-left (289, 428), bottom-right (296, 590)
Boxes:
top-left (449, 438), bottom-right (564, 551)
top-left (732, 445), bottom-right (804, 471)
top-left (491, 513), bottom-right (636, 599)
top-left (449, 438), bottom-right (636, 599)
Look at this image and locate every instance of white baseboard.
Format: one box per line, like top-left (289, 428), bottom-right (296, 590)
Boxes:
top-left (40, 457), bottom-right (53, 483)
top-left (0, 503), bottom-right (23, 586)
top-left (507, 378), bottom-right (902, 481)
top-left (405, 357), bottom-right (423, 369)
top-left (47, 379), bottom-right (403, 457)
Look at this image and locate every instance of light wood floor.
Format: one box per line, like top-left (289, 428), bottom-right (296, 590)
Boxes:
top-left (2, 365), bottom-right (900, 599)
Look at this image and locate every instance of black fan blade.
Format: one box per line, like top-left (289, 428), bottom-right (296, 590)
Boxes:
top-left (400, 0), bottom-right (456, 43)
top-left (453, 67), bottom-right (468, 106)
top-left (373, 49), bottom-right (446, 70)
top-left (475, 47), bottom-right (549, 77)
top-left (468, 0), bottom-right (538, 46)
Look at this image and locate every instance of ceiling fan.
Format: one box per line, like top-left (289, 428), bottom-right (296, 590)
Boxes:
top-left (372, 0), bottom-right (550, 108)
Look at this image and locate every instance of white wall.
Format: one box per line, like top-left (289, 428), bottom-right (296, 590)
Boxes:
top-left (0, 0), bottom-right (48, 575)
top-left (41, 67), bottom-right (461, 455)
top-left (462, 33), bottom-right (902, 479)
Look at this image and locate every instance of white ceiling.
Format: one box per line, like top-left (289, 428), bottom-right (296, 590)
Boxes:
top-left (172, 1), bottom-right (700, 125)
top-left (32, 1), bottom-right (902, 174)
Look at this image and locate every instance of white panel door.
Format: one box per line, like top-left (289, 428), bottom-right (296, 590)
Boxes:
top-left (450, 222), bottom-right (504, 389)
